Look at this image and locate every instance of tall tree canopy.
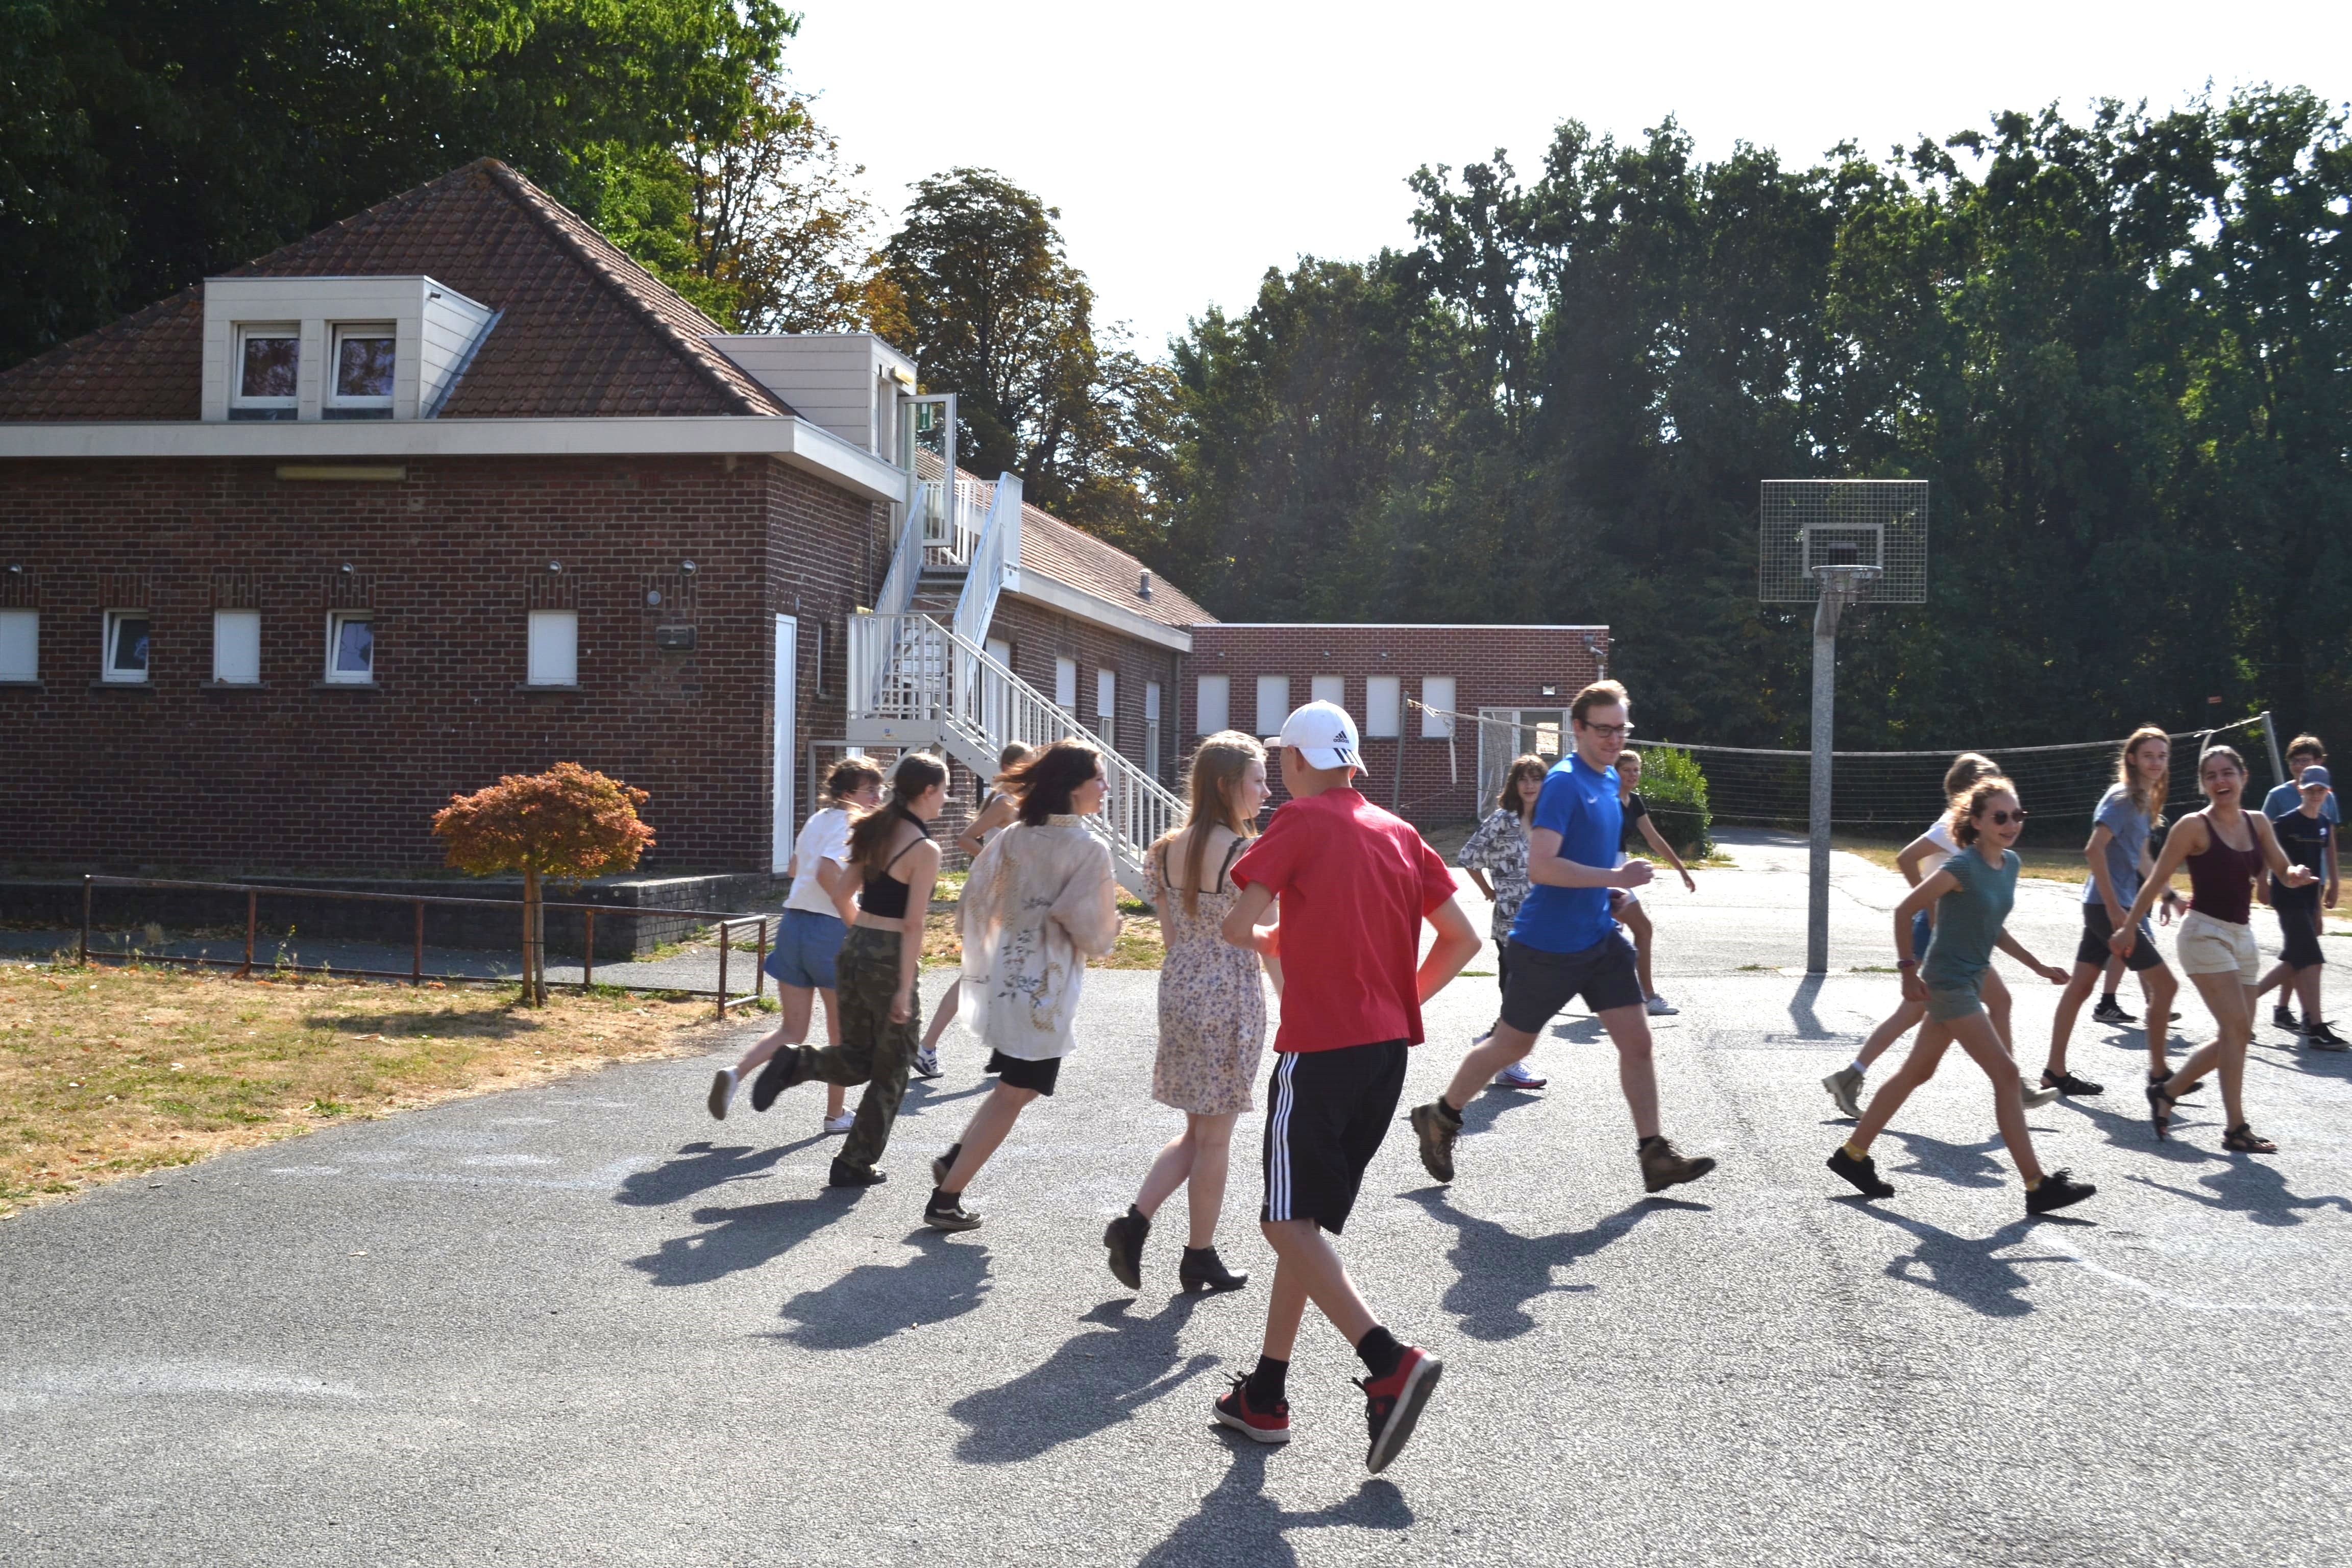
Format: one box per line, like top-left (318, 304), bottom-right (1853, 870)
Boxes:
top-left (1146, 91), bottom-right (2352, 750)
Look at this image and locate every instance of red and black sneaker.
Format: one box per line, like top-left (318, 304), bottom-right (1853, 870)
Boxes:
top-left (1357, 1345), bottom-right (1442, 1474)
top-left (1211, 1374), bottom-right (1290, 1444)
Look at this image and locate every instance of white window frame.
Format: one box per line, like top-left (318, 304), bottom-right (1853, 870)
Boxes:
top-left (231, 323), bottom-right (301, 415)
top-left (1255, 674), bottom-right (1291, 736)
top-left (1311, 674), bottom-right (1345, 710)
top-left (1144, 680), bottom-right (1163, 778)
top-left (101, 609), bottom-right (151, 684)
top-left (211, 609), bottom-right (261, 685)
top-left (326, 322), bottom-right (397, 413)
top-left (1055, 655), bottom-right (1078, 709)
top-left (1365, 675), bottom-right (1401, 738)
top-left (1096, 668), bottom-right (1116, 718)
top-left (1195, 674), bottom-right (1229, 736)
top-left (527, 609), bottom-right (579, 687)
top-left (0, 609), bottom-right (39, 682)
top-left (1420, 676), bottom-right (1456, 737)
top-left (324, 610), bottom-right (375, 684)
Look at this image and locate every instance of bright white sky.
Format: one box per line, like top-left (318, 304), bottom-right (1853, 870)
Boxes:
top-left (789, 1), bottom-right (2352, 357)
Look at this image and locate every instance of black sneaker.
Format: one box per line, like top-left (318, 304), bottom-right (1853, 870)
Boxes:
top-left (2026, 1169), bottom-right (2096, 1215)
top-left (2305, 1021), bottom-right (2349, 1051)
top-left (1102, 1207), bottom-right (1149, 1290)
top-left (924, 1192), bottom-right (982, 1232)
top-left (749, 1045), bottom-right (806, 1112)
top-left (1211, 1374), bottom-right (1290, 1443)
top-left (827, 1158), bottom-right (886, 1188)
top-left (2274, 1003), bottom-right (2302, 1034)
top-left (1409, 1100), bottom-right (1462, 1184)
top-left (2042, 1068), bottom-right (2103, 1096)
top-left (2091, 996), bottom-right (2137, 1026)
top-left (930, 1142), bottom-right (962, 1188)
top-left (1638, 1137), bottom-right (1716, 1194)
top-left (1358, 1345), bottom-right (1442, 1474)
top-left (1827, 1146), bottom-right (1895, 1198)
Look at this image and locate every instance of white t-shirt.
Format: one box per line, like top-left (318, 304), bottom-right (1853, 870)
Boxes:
top-left (784, 807), bottom-right (853, 918)
top-left (1916, 819), bottom-right (1959, 880)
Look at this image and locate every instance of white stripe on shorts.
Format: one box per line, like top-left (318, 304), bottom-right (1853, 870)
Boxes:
top-left (1267, 1053), bottom-right (1299, 1221)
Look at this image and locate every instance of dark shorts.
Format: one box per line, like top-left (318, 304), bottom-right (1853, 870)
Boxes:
top-left (1497, 933), bottom-right (1645, 1034)
top-left (2275, 893), bottom-right (2325, 969)
top-left (2075, 903), bottom-right (2162, 972)
top-left (1261, 1039), bottom-right (1408, 1235)
top-left (1496, 943), bottom-right (1513, 997)
top-left (986, 1050), bottom-right (1063, 1096)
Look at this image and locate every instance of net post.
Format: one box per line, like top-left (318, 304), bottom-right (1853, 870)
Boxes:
top-left (2261, 710), bottom-right (2286, 789)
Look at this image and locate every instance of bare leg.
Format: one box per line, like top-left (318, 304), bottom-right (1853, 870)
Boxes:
top-left (1856, 995), bottom-right (1927, 1071)
top-left (1259, 1218), bottom-right (1375, 1358)
top-left (2165, 971), bottom-right (2257, 1129)
top-left (1182, 1114), bottom-right (1238, 1248)
top-left (918, 978), bottom-right (961, 1053)
top-left (1595, 1002), bottom-right (1661, 1139)
top-left (2252, 961), bottom-right (2291, 1001)
top-left (1442, 1021), bottom-right (1542, 1109)
top-left (734, 986), bottom-right (816, 1074)
top-left (939, 1080), bottom-right (1040, 1192)
top-left (2293, 965), bottom-right (2324, 1023)
top-left (2044, 961), bottom-right (2103, 1077)
top-left (1984, 967), bottom-right (2015, 1055)
top-left (2137, 965), bottom-right (2179, 1076)
top-left (1947, 1011), bottom-right (2044, 1185)
top-left (818, 988), bottom-right (845, 1118)
top-left (1851, 1022), bottom-right (1954, 1149)
top-left (2101, 952), bottom-right (2127, 998)
top-left (1134, 1122), bottom-right (1197, 1219)
top-left (1622, 901), bottom-right (1655, 998)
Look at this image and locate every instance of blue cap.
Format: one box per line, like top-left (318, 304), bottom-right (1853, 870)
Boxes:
top-left (2299, 765), bottom-right (2331, 789)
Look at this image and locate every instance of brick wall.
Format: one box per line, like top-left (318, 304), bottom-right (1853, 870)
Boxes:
top-left (0, 454), bottom-right (884, 874)
top-left (983, 594), bottom-right (1185, 788)
top-left (1180, 624), bottom-right (1612, 828)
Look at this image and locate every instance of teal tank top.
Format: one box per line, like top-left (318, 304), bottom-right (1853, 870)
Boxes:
top-left (1922, 846), bottom-right (2019, 991)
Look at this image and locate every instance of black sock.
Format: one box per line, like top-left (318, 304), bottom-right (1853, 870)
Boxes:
top-left (1355, 1325), bottom-right (1404, 1381)
top-left (1245, 1354), bottom-right (1288, 1403)
top-left (1128, 1203), bottom-right (1150, 1227)
top-left (1436, 1096), bottom-right (1463, 1121)
top-left (928, 1186), bottom-right (958, 1207)
top-left (2101, 990), bottom-right (2121, 1004)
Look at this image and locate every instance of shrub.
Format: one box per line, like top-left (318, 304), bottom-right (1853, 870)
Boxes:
top-left (1631, 746), bottom-right (1713, 857)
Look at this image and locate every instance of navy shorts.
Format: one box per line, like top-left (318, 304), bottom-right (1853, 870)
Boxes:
top-left (2074, 903), bottom-right (2161, 972)
top-left (2275, 891), bottom-right (2325, 969)
top-left (1498, 932), bottom-right (1645, 1033)
top-left (1262, 1040), bottom-right (1408, 1235)
top-left (763, 908), bottom-right (846, 990)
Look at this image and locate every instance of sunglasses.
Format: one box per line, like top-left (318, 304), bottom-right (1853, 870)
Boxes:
top-left (1983, 808), bottom-right (2028, 825)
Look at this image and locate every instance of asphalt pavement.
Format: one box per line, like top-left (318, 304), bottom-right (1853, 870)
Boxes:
top-left (5, 830), bottom-right (2349, 1567)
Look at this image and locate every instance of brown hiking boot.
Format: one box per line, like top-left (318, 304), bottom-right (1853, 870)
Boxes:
top-left (1639, 1136), bottom-right (1716, 1194)
top-left (1410, 1100), bottom-right (1462, 1183)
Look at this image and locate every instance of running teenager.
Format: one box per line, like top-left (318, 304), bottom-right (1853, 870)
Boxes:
top-left (2115, 746), bottom-right (2318, 1153)
top-left (2039, 727), bottom-right (2187, 1094)
top-left (912, 743), bottom-right (1035, 1080)
top-left (748, 752), bottom-right (946, 1187)
top-left (2256, 767), bottom-right (2341, 1048)
top-left (1459, 754), bottom-right (1551, 1090)
top-left (1821, 753), bottom-right (2057, 1118)
top-left (1826, 775), bottom-right (2094, 1215)
top-left (708, 757), bottom-right (885, 1130)
top-left (1611, 749), bottom-right (1697, 1017)
top-left (1208, 701), bottom-right (1480, 1474)
top-left (2255, 733), bottom-right (2341, 1037)
top-left (1408, 681), bottom-right (1719, 1197)
top-left (923, 740), bottom-right (1122, 1232)
top-left (1105, 732), bottom-right (1273, 1293)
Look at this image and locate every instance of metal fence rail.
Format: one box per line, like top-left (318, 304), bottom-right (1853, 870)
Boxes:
top-left (75, 875), bottom-right (777, 1020)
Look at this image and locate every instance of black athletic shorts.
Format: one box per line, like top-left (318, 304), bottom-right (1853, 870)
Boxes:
top-left (2275, 892), bottom-right (2325, 970)
top-left (2075, 903), bottom-right (2162, 972)
top-left (1261, 1039), bottom-right (1408, 1235)
top-left (986, 1050), bottom-right (1062, 1096)
top-left (1498, 933), bottom-right (1645, 1033)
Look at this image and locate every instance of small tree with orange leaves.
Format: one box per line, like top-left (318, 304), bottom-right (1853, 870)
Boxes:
top-left (432, 763), bottom-right (656, 1005)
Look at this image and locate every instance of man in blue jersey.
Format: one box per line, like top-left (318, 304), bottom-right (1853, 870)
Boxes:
top-left (1409, 680), bottom-right (1718, 1195)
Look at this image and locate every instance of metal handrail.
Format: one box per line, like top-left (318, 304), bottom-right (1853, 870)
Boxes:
top-left (918, 476), bottom-right (990, 567)
top-left (952, 473), bottom-right (1021, 652)
top-left (873, 491), bottom-right (927, 618)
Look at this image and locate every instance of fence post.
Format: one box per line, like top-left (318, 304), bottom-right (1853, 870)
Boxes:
top-left (2261, 709), bottom-right (2287, 790)
top-left (80, 875), bottom-right (91, 968)
top-left (241, 890), bottom-right (256, 978)
top-left (582, 909), bottom-right (595, 995)
top-left (411, 900), bottom-right (424, 987)
top-left (716, 920), bottom-right (730, 1022)
top-left (754, 917), bottom-right (768, 1001)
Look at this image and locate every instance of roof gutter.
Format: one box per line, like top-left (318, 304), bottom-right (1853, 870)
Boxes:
top-left (1007, 571), bottom-right (1193, 653)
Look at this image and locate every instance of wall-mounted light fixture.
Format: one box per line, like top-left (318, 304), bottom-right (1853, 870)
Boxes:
top-left (1541, 685), bottom-right (1557, 697)
top-left (339, 563), bottom-right (355, 574)
top-left (548, 561), bottom-right (562, 573)
top-left (681, 560), bottom-right (697, 574)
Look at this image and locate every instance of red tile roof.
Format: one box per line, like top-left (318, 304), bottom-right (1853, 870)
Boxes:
top-left (0, 160), bottom-right (788, 422)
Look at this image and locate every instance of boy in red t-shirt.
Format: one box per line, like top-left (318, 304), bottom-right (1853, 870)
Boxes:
top-left (1209, 701), bottom-right (1481, 1473)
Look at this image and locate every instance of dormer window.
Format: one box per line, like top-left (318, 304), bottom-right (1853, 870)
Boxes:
top-left (232, 325), bottom-right (301, 420)
top-left (327, 324), bottom-right (396, 419)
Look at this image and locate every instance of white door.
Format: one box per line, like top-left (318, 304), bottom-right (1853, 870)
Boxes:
top-left (773, 614), bottom-right (798, 874)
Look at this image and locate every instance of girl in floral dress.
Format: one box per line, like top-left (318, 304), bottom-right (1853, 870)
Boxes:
top-left (1102, 732), bottom-right (1273, 1293)
top-left (1460, 754), bottom-right (1550, 1089)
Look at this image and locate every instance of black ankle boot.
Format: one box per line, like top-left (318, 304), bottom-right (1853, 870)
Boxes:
top-left (1102, 1206), bottom-right (1149, 1290)
top-left (1179, 1245), bottom-right (1249, 1293)
top-left (827, 1157), bottom-right (885, 1188)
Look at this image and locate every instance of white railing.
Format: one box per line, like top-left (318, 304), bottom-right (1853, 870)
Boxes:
top-left (873, 491), bottom-right (926, 617)
top-left (916, 476), bottom-right (990, 569)
top-left (846, 611), bottom-right (1182, 880)
top-left (952, 473), bottom-right (1021, 651)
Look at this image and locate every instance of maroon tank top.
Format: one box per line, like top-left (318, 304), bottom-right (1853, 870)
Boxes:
top-left (2184, 812), bottom-right (2264, 925)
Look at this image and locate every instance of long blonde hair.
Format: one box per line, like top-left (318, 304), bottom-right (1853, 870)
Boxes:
top-left (1942, 751), bottom-right (1998, 801)
top-left (1156, 731), bottom-right (1265, 915)
top-left (2118, 724), bottom-right (2169, 824)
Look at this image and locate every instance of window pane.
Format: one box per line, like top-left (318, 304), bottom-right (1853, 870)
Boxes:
top-left (1255, 675), bottom-right (1290, 735)
top-left (1420, 676), bottom-right (1456, 737)
top-left (1311, 674), bottom-right (1345, 708)
top-left (1096, 668), bottom-right (1115, 717)
top-left (1366, 675), bottom-right (1401, 738)
top-left (0, 610), bottom-right (37, 680)
top-left (334, 617), bottom-right (373, 674)
top-left (1055, 656), bottom-right (1077, 708)
top-left (528, 610), bottom-right (578, 685)
top-left (335, 333), bottom-right (395, 398)
top-left (110, 615), bottom-right (150, 673)
top-left (1195, 674), bottom-right (1229, 734)
top-left (213, 610), bottom-right (261, 684)
top-left (240, 334), bottom-right (299, 399)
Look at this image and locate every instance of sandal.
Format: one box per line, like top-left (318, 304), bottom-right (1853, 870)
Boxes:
top-left (2144, 1078), bottom-right (2179, 1141)
top-left (2222, 1123), bottom-right (2277, 1154)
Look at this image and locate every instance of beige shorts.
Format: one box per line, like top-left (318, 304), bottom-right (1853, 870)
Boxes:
top-left (2175, 911), bottom-right (2260, 986)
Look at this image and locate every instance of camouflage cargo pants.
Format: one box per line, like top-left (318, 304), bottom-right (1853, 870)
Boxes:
top-left (797, 925), bottom-right (921, 1172)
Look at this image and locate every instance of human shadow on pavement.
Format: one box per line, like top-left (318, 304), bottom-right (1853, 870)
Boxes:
top-left (1459, 1084), bottom-right (1543, 1138)
top-left (1402, 1189), bottom-right (1685, 1340)
top-left (1842, 1206), bottom-right (2088, 1318)
top-left (1875, 1130), bottom-right (2011, 1191)
top-left (625, 1189), bottom-right (861, 1288)
top-left (2128, 1163), bottom-right (2352, 1226)
top-left (614, 1137), bottom-right (822, 1208)
top-left (772, 1230), bottom-right (992, 1351)
top-left (2056, 1093), bottom-right (2230, 1166)
top-left (1137, 1445), bottom-right (1412, 1566)
top-left (948, 1294), bottom-right (1216, 1463)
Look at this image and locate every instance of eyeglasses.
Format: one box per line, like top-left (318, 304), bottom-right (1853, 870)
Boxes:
top-left (1987, 808), bottom-right (2028, 826)
top-left (1579, 722), bottom-right (1632, 740)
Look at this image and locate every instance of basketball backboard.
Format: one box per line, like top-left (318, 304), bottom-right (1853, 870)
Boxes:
top-left (1759, 480), bottom-right (1928, 604)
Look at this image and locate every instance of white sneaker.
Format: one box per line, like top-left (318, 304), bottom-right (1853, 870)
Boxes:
top-left (823, 1109), bottom-right (856, 1135)
top-left (1493, 1058), bottom-right (1549, 1090)
top-left (911, 1047), bottom-right (942, 1080)
top-left (1645, 994), bottom-right (1677, 1016)
top-left (707, 1069), bottom-right (738, 1121)
top-left (2020, 1079), bottom-right (2061, 1110)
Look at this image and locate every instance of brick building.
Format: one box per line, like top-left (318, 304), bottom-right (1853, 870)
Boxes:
top-left (0, 160), bottom-right (1603, 892)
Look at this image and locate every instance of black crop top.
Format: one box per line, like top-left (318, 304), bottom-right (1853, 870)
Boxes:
top-left (860, 816), bottom-right (931, 919)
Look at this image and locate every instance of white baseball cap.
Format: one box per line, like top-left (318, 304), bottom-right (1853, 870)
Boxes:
top-left (1271, 700), bottom-right (1362, 773)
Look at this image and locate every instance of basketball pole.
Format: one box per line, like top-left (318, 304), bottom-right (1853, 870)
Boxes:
top-left (1807, 573), bottom-right (1863, 975)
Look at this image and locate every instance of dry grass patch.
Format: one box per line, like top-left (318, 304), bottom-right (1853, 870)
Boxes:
top-left (0, 962), bottom-right (730, 1218)
top-left (1833, 834), bottom-right (2099, 884)
top-left (920, 886), bottom-right (1165, 972)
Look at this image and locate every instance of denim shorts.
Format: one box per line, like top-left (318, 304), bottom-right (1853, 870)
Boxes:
top-left (764, 908), bottom-right (847, 990)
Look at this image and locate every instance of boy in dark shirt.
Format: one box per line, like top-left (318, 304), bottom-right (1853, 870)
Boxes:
top-left (1209, 701), bottom-right (1481, 1474)
top-left (2262, 767), bottom-right (2342, 1047)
